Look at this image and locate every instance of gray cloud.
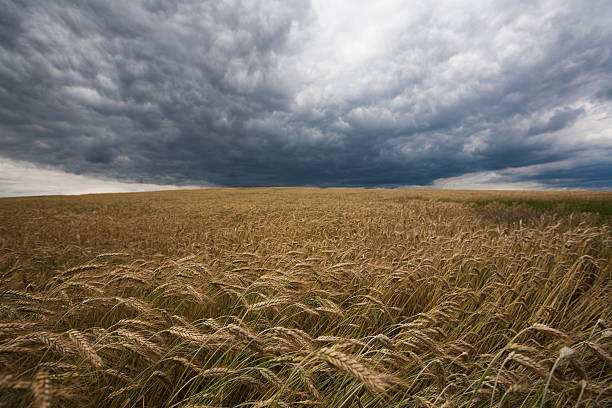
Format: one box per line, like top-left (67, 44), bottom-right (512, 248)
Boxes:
top-left (1, 0), bottom-right (611, 191)
top-left (527, 107), bottom-right (585, 136)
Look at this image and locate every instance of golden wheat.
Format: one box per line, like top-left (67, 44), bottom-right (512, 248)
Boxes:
top-left (0, 188), bottom-right (610, 407)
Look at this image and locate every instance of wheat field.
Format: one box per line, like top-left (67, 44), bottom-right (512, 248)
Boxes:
top-left (0, 188), bottom-right (610, 407)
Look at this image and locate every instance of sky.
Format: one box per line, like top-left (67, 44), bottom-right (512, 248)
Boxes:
top-left (1, 0), bottom-right (612, 196)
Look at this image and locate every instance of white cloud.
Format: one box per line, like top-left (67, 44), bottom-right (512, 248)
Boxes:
top-left (425, 171), bottom-right (548, 190)
top-left (64, 86), bottom-right (105, 105)
top-left (0, 158), bottom-right (207, 197)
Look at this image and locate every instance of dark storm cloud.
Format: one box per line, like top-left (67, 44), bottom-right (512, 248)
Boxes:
top-left (1, 0), bottom-right (611, 190)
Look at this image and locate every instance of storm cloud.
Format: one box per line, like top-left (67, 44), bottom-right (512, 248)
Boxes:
top-left (1, 0), bottom-right (611, 192)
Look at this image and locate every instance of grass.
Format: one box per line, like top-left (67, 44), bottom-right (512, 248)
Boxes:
top-left (472, 199), bottom-right (612, 218)
top-left (0, 188), bottom-right (610, 407)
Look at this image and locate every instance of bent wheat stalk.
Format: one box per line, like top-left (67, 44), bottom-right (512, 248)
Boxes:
top-left (316, 346), bottom-right (389, 394)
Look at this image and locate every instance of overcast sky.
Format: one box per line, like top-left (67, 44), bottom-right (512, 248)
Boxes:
top-left (1, 0), bottom-right (611, 196)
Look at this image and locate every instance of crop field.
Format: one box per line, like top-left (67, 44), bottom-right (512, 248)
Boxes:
top-left (0, 188), bottom-right (611, 408)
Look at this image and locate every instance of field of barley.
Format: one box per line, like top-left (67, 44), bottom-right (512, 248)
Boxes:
top-left (0, 188), bottom-right (611, 408)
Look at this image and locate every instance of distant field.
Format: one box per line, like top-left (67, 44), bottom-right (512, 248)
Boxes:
top-left (1, 188), bottom-right (611, 407)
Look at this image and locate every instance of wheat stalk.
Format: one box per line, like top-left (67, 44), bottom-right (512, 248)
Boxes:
top-left (317, 346), bottom-right (389, 393)
top-left (67, 329), bottom-right (103, 368)
top-left (31, 370), bottom-right (52, 408)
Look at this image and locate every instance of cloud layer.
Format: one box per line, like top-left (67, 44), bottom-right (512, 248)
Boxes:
top-left (0, 157), bottom-right (203, 197)
top-left (1, 0), bottom-right (611, 192)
